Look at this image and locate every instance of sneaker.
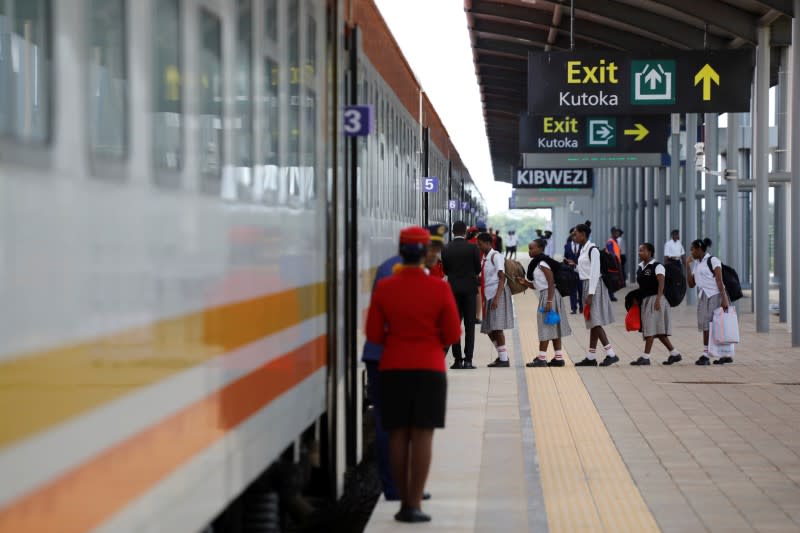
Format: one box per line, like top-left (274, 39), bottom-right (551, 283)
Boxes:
top-left (712, 356), bottom-right (734, 365)
top-left (630, 356), bottom-right (651, 366)
top-left (526, 358), bottom-right (548, 368)
top-left (599, 355), bottom-right (620, 367)
top-left (547, 358), bottom-right (566, 367)
top-left (662, 354), bottom-right (682, 365)
top-left (695, 355), bottom-right (711, 366)
top-left (488, 358), bottom-right (510, 368)
top-left (574, 357), bottom-right (598, 367)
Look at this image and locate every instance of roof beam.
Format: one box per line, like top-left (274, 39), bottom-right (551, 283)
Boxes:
top-left (475, 52), bottom-right (527, 71)
top-left (474, 37), bottom-right (550, 57)
top-left (652, 0), bottom-right (757, 43)
top-left (753, 0), bottom-right (793, 16)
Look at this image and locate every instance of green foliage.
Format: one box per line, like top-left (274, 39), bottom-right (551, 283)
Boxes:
top-left (488, 212), bottom-right (551, 248)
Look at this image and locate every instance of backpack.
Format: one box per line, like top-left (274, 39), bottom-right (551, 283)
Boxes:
top-left (503, 257), bottom-right (527, 295)
top-left (535, 257), bottom-right (578, 298)
top-left (707, 257), bottom-right (743, 302)
top-left (589, 245), bottom-right (625, 292)
top-left (663, 260), bottom-right (687, 307)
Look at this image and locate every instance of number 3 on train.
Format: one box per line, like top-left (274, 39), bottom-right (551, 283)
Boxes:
top-left (343, 105), bottom-right (374, 136)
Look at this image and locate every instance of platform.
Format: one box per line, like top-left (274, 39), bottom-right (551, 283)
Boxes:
top-left (365, 273), bottom-right (800, 533)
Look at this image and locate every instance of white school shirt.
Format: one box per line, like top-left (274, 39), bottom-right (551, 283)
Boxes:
top-left (528, 260), bottom-right (551, 291)
top-left (691, 253), bottom-right (722, 297)
top-left (638, 259), bottom-right (665, 277)
top-left (507, 234), bottom-right (518, 247)
top-left (664, 239), bottom-right (685, 259)
top-left (577, 241), bottom-right (601, 295)
top-left (482, 249), bottom-right (505, 300)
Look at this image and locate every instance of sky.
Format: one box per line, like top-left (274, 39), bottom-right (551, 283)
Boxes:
top-left (374, 0), bottom-right (513, 215)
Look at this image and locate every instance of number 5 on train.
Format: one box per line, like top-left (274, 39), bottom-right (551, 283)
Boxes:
top-left (343, 105), bottom-right (374, 136)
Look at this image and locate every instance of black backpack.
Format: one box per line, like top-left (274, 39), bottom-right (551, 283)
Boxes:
top-left (530, 257), bottom-right (578, 298)
top-left (663, 261), bottom-right (687, 307)
top-left (589, 246), bottom-right (625, 292)
top-left (707, 257), bottom-right (743, 302)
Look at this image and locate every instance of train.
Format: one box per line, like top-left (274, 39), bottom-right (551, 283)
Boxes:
top-left (0, 0), bottom-right (486, 532)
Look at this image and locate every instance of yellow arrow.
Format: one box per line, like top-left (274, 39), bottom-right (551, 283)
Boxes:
top-left (623, 123), bottom-right (649, 141)
top-left (694, 64), bottom-right (720, 101)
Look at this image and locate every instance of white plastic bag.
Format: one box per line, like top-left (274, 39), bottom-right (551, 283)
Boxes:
top-left (711, 307), bottom-right (739, 344)
top-left (708, 327), bottom-right (736, 357)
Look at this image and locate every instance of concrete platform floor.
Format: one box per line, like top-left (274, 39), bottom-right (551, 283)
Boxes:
top-left (365, 265), bottom-right (800, 533)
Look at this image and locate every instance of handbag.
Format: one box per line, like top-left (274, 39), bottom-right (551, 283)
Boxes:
top-left (583, 304), bottom-right (591, 320)
top-left (711, 307), bottom-right (739, 344)
top-left (625, 303), bottom-right (641, 332)
top-left (541, 309), bottom-right (560, 325)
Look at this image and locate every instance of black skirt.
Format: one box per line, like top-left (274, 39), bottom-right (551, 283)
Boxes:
top-left (379, 370), bottom-right (447, 430)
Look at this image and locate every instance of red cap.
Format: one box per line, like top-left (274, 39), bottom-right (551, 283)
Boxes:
top-left (399, 226), bottom-right (430, 245)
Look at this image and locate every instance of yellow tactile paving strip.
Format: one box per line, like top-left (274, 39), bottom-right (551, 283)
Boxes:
top-left (517, 294), bottom-right (661, 533)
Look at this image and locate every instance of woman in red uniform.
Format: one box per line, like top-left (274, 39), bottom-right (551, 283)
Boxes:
top-left (366, 226), bottom-right (461, 523)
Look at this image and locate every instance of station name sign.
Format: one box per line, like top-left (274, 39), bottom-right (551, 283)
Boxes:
top-left (528, 49), bottom-right (754, 114)
top-left (514, 168), bottom-right (593, 189)
top-left (519, 113), bottom-right (669, 153)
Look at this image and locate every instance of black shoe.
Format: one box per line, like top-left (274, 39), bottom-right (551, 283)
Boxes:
top-left (630, 356), bottom-right (651, 366)
top-left (394, 507), bottom-right (431, 523)
top-left (526, 358), bottom-right (547, 367)
top-left (474, 319), bottom-right (481, 325)
top-left (547, 358), bottom-right (566, 367)
top-left (599, 355), bottom-right (620, 367)
top-left (570, 310), bottom-right (578, 315)
top-left (713, 356), bottom-right (734, 365)
top-left (662, 354), bottom-right (682, 365)
top-left (462, 361), bottom-right (477, 369)
top-left (450, 360), bottom-right (463, 370)
top-left (423, 492), bottom-right (432, 500)
top-left (488, 358), bottom-right (510, 368)
top-left (695, 355), bottom-right (711, 365)
top-left (610, 295), bottom-right (618, 301)
top-left (575, 357), bottom-right (598, 367)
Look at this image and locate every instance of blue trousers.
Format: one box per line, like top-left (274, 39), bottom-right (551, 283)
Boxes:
top-left (365, 361), bottom-right (398, 500)
top-left (570, 278), bottom-right (584, 312)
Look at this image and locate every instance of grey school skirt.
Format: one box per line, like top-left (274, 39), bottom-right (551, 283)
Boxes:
top-left (537, 289), bottom-right (572, 341)
top-left (481, 284), bottom-right (515, 333)
top-left (697, 292), bottom-right (723, 331)
top-left (583, 280), bottom-right (615, 328)
top-left (641, 294), bottom-right (672, 337)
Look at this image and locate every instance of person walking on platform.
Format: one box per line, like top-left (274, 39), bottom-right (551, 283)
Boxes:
top-left (615, 228), bottom-right (627, 278)
top-left (564, 227), bottom-right (583, 314)
top-left (505, 230), bottom-right (518, 259)
top-left (366, 226), bottom-right (461, 523)
top-left (477, 232), bottom-right (515, 367)
top-left (664, 229), bottom-right (686, 266)
top-left (572, 222), bottom-right (620, 366)
top-left (494, 229), bottom-right (504, 253)
top-left (517, 239), bottom-right (571, 367)
top-left (425, 224), bottom-right (446, 279)
top-left (442, 221), bottom-right (481, 369)
top-left (687, 238), bottom-right (732, 365)
top-left (606, 227), bottom-right (622, 300)
top-left (630, 243), bottom-right (683, 366)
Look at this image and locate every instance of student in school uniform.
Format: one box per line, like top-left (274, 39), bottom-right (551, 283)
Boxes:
top-left (366, 226), bottom-right (461, 523)
top-left (516, 239), bottom-right (571, 367)
top-left (687, 238), bottom-right (732, 365)
top-left (476, 232), bottom-right (515, 367)
top-left (664, 229), bottom-right (686, 266)
top-left (630, 243), bottom-right (683, 366)
top-left (571, 222), bottom-right (620, 366)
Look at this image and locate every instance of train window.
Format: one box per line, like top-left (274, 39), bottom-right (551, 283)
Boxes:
top-left (303, 0), bottom-right (317, 201)
top-left (265, 0), bottom-right (277, 45)
top-left (88, 0), bottom-right (127, 160)
top-left (198, 8), bottom-right (223, 193)
top-left (152, 0), bottom-right (182, 180)
top-left (263, 57), bottom-right (278, 167)
top-left (0, 0), bottom-right (51, 144)
top-left (235, 0), bottom-right (253, 167)
top-left (288, 0), bottom-right (299, 168)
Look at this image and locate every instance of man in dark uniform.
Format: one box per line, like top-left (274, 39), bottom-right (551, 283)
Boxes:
top-left (441, 220), bottom-right (482, 369)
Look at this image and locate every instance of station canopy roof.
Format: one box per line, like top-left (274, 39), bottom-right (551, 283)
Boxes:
top-left (465, 0), bottom-right (795, 182)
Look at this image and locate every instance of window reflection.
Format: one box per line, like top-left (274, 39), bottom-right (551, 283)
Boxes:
top-left (152, 0), bottom-right (182, 178)
top-left (0, 0), bottom-right (51, 144)
top-left (88, 0), bottom-right (127, 160)
top-left (199, 9), bottom-right (222, 193)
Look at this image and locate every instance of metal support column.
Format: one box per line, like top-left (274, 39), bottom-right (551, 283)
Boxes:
top-left (627, 167), bottom-right (636, 280)
top-left (647, 168), bottom-right (655, 248)
top-left (670, 114), bottom-right (681, 235)
top-left (704, 113), bottom-right (719, 243)
top-left (754, 25), bottom-right (770, 332)
top-left (792, 0), bottom-right (800, 345)
top-left (657, 166), bottom-right (668, 259)
top-left (686, 113), bottom-right (698, 305)
top-left (637, 167), bottom-right (646, 250)
top-left (776, 46), bottom-right (790, 323)
top-left (726, 113), bottom-right (740, 300)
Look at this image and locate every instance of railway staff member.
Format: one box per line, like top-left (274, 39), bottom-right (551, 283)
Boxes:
top-left (442, 221), bottom-right (481, 369)
top-left (664, 229), bottom-right (686, 266)
top-left (630, 243), bottom-right (683, 366)
top-left (572, 222), bottom-right (620, 367)
top-left (564, 228), bottom-right (583, 314)
top-left (425, 224), bottom-right (446, 279)
top-left (517, 239), bottom-right (571, 367)
top-left (477, 232), bottom-right (515, 367)
top-left (366, 226), bottom-right (461, 523)
top-left (687, 238), bottom-right (732, 365)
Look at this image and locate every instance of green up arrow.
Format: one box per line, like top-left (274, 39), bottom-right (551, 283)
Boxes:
top-left (694, 64), bottom-right (720, 101)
